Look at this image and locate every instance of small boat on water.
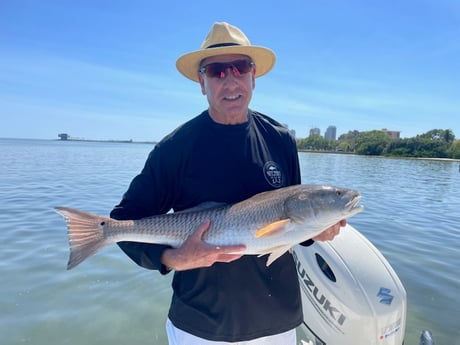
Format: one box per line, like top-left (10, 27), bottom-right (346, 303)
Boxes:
top-left (294, 224), bottom-right (435, 345)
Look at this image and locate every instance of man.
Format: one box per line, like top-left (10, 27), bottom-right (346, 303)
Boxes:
top-left (111, 22), bottom-right (344, 345)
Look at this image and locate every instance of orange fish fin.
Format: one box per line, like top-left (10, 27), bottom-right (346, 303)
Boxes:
top-left (255, 219), bottom-right (290, 238)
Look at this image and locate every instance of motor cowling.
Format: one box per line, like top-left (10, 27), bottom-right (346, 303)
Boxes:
top-left (294, 224), bottom-right (406, 345)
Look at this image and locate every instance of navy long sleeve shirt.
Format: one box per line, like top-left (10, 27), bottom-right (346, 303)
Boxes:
top-left (110, 109), bottom-right (304, 342)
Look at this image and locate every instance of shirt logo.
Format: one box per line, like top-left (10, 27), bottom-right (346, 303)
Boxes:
top-left (263, 161), bottom-right (283, 188)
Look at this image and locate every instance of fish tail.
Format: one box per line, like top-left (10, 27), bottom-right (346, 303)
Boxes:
top-left (55, 207), bottom-right (110, 270)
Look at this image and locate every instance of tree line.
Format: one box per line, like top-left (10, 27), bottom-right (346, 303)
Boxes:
top-left (297, 129), bottom-right (460, 159)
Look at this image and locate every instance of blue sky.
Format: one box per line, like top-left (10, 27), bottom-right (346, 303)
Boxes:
top-left (1, 0), bottom-right (459, 141)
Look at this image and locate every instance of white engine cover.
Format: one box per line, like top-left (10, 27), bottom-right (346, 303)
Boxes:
top-left (294, 224), bottom-right (406, 345)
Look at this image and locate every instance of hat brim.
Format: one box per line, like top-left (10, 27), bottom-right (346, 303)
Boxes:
top-left (176, 45), bottom-right (276, 82)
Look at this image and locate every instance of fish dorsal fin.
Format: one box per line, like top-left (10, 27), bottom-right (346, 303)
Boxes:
top-left (175, 201), bottom-right (228, 214)
top-left (255, 219), bottom-right (290, 238)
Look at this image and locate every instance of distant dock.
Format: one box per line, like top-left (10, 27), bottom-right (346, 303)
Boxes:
top-left (57, 133), bottom-right (156, 145)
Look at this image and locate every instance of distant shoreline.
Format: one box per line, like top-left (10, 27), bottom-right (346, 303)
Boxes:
top-left (56, 138), bottom-right (157, 145)
top-left (298, 149), bottom-right (460, 162)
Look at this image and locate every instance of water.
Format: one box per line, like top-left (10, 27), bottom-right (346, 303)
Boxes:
top-left (1, 139), bottom-right (459, 345)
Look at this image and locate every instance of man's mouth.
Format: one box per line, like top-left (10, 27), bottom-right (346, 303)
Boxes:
top-left (224, 95), bottom-right (241, 101)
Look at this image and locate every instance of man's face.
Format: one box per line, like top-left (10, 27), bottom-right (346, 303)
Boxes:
top-left (198, 54), bottom-right (255, 124)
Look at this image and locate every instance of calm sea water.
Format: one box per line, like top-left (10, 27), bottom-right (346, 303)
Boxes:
top-left (1, 138), bottom-right (459, 345)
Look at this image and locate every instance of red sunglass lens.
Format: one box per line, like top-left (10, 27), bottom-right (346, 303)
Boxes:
top-left (202, 60), bottom-right (253, 78)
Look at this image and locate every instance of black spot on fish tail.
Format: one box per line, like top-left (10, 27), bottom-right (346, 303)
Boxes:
top-left (55, 207), bottom-right (110, 269)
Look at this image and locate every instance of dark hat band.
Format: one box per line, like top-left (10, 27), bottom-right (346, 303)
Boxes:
top-left (206, 42), bottom-right (241, 49)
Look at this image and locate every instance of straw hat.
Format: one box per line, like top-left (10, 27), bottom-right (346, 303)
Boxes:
top-left (176, 22), bottom-right (276, 82)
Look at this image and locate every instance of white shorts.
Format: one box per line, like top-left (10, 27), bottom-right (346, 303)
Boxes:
top-left (166, 319), bottom-right (297, 345)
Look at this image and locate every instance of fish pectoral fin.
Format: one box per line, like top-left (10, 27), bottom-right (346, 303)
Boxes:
top-left (259, 244), bottom-right (292, 266)
top-left (254, 219), bottom-right (291, 238)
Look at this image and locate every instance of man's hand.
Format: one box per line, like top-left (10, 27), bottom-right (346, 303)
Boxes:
top-left (161, 219), bottom-right (246, 271)
top-left (312, 219), bottom-right (347, 242)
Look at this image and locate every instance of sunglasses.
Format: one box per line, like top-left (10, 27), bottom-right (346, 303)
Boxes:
top-left (199, 59), bottom-right (255, 79)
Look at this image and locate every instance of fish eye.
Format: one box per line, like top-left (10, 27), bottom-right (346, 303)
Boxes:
top-left (336, 191), bottom-right (342, 196)
top-left (100, 221), bottom-right (105, 226)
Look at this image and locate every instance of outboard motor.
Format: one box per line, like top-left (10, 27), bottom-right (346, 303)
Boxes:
top-left (294, 224), bottom-right (407, 344)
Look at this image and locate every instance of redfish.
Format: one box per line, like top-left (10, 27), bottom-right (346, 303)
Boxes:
top-left (56, 184), bottom-right (363, 269)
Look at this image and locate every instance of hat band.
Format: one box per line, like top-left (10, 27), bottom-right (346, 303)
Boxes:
top-left (206, 42), bottom-right (241, 49)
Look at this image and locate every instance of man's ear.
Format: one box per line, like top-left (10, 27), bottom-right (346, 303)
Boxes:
top-left (198, 73), bottom-right (207, 95)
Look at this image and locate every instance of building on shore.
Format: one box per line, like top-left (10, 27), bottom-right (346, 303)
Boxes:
top-left (382, 128), bottom-right (400, 139)
top-left (309, 127), bottom-right (320, 137)
top-left (325, 126), bottom-right (337, 141)
top-left (282, 124), bottom-right (296, 139)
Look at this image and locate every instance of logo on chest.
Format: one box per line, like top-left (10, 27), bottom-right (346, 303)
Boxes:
top-left (263, 161), bottom-right (284, 188)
